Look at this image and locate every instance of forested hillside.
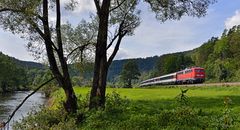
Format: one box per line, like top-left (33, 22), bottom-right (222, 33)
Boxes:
top-left (0, 52), bottom-right (46, 92)
top-left (193, 25), bottom-right (240, 82)
top-left (0, 52), bottom-right (27, 92)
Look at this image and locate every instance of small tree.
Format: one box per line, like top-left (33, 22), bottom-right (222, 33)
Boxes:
top-left (120, 61), bottom-right (140, 88)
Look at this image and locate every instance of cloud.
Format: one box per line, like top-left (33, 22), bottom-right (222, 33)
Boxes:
top-left (107, 47), bottom-right (131, 60)
top-left (114, 48), bottom-right (131, 60)
top-left (225, 10), bottom-right (240, 29)
top-left (62, 0), bottom-right (95, 14)
top-left (0, 30), bottom-right (34, 61)
top-left (120, 12), bottom-right (215, 59)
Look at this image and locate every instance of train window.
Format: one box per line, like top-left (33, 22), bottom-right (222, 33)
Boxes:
top-left (195, 69), bottom-right (204, 72)
top-left (184, 70), bottom-right (192, 73)
top-left (160, 75), bottom-right (174, 80)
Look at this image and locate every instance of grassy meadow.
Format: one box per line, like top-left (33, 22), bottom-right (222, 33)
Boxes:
top-left (15, 85), bottom-right (240, 129)
top-left (54, 86), bottom-right (240, 113)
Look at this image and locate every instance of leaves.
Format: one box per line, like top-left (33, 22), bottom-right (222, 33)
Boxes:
top-left (145, 0), bottom-right (216, 22)
top-left (0, 53), bottom-right (27, 91)
top-left (120, 60), bottom-right (141, 87)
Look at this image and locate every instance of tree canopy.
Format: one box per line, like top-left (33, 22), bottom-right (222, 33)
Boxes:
top-left (0, 53), bottom-right (27, 92)
top-left (120, 60), bottom-right (141, 88)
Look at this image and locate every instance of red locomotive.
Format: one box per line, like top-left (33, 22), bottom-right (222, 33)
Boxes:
top-left (140, 67), bottom-right (205, 86)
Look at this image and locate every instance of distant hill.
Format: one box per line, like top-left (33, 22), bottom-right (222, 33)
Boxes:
top-left (0, 52), bottom-right (44, 69)
top-left (108, 56), bottom-right (159, 81)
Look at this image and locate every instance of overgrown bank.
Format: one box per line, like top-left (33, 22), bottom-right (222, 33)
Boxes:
top-left (14, 86), bottom-right (240, 129)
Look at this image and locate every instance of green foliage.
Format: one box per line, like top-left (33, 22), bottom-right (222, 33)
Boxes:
top-left (175, 88), bottom-right (190, 106)
top-left (199, 25), bottom-right (240, 82)
top-left (108, 56), bottom-right (159, 82)
top-left (145, 0), bottom-right (216, 22)
top-left (14, 87), bottom-right (240, 129)
top-left (0, 52), bottom-right (28, 92)
top-left (214, 97), bottom-right (236, 129)
top-left (13, 106), bottom-right (78, 130)
top-left (120, 60), bottom-right (141, 88)
top-left (154, 53), bottom-right (194, 76)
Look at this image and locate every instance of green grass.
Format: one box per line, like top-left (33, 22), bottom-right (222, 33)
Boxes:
top-left (53, 86), bottom-right (240, 114)
top-left (16, 85), bottom-right (240, 129)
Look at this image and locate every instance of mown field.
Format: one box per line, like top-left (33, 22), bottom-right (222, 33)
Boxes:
top-left (59, 86), bottom-right (240, 113)
top-left (15, 86), bottom-right (240, 130)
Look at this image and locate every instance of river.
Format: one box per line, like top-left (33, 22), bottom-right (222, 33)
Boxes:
top-left (0, 91), bottom-right (46, 130)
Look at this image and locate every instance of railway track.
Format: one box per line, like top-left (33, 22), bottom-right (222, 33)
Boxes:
top-left (177, 82), bottom-right (240, 87)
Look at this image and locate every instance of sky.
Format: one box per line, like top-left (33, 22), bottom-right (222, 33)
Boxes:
top-left (0, 0), bottom-right (240, 62)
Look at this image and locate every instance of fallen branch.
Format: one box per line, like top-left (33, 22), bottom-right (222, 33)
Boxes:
top-left (0, 77), bottom-right (56, 128)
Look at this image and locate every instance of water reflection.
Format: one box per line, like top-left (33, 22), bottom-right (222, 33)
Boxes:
top-left (0, 91), bottom-right (45, 129)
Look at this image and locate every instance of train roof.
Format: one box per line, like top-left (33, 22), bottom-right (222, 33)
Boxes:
top-left (141, 72), bottom-right (176, 83)
top-left (186, 66), bottom-right (204, 69)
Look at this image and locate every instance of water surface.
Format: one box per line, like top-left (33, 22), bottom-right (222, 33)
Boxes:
top-left (0, 91), bottom-right (45, 129)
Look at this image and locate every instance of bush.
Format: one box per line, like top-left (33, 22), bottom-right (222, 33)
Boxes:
top-left (13, 107), bottom-right (78, 130)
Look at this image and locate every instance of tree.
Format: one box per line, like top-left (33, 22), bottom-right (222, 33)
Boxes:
top-left (89, 0), bottom-right (215, 109)
top-left (0, 0), bottom-right (78, 113)
top-left (0, 54), bottom-right (27, 92)
top-left (120, 61), bottom-right (141, 88)
top-left (90, 0), bottom-right (140, 108)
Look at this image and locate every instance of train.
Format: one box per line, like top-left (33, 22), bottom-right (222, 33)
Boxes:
top-left (140, 67), bottom-right (205, 87)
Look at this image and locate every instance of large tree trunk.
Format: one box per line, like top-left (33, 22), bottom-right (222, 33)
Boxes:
top-left (127, 79), bottom-right (132, 88)
top-left (41, 0), bottom-right (77, 113)
top-left (45, 39), bottom-right (77, 113)
top-left (61, 74), bottom-right (78, 113)
top-left (89, 0), bottom-right (110, 109)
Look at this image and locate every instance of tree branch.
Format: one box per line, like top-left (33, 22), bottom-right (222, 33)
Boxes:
top-left (0, 8), bottom-right (44, 21)
top-left (42, 0), bottom-right (63, 83)
top-left (94, 0), bottom-right (101, 15)
top-left (1, 77), bottom-right (56, 128)
top-left (56, 0), bottom-right (63, 52)
top-left (66, 42), bottom-right (92, 60)
top-left (110, 0), bottom-right (127, 12)
top-left (107, 32), bottom-right (127, 68)
top-left (107, 31), bottom-right (120, 49)
top-left (0, 8), bottom-right (22, 13)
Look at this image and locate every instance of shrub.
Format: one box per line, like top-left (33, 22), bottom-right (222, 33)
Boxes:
top-left (13, 107), bottom-right (78, 130)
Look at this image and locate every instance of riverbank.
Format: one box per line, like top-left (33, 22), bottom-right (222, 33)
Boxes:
top-left (14, 86), bottom-right (240, 129)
